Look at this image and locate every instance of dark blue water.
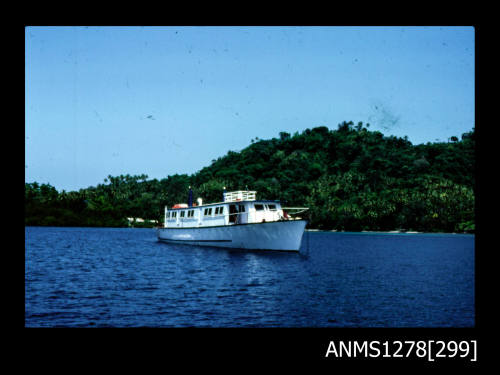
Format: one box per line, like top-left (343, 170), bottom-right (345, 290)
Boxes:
top-left (25, 227), bottom-right (474, 327)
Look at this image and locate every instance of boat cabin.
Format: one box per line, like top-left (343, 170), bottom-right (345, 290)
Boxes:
top-left (163, 190), bottom-right (288, 228)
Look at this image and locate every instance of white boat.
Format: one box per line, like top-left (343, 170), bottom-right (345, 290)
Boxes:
top-left (157, 189), bottom-right (308, 251)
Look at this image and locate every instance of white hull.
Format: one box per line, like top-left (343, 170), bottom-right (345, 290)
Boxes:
top-left (157, 220), bottom-right (307, 251)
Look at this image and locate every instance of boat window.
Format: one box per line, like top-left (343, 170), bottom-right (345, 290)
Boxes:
top-left (219, 206), bottom-right (224, 215)
top-left (208, 208), bottom-right (212, 215)
top-left (166, 212), bottom-right (170, 218)
top-left (180, 211), bottom-right (185, 218)
top-left (239, 205), bottom-right (245, 212)
top-left (215, 207), bottom-right (220, 215)
top-left (268, 204), bottom-right (276, 210)
top-left (172, 212), bottom-right (177, 218)
top-left (254, 204), bottom-right (264, 211)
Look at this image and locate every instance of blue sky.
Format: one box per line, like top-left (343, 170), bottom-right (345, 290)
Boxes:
top-left (25, 26), bottom-right (474, 192)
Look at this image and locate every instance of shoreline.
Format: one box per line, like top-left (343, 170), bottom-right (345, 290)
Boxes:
top-left (24, 225), bottom-right (474, 235)
top-left (305, 229), bottom-right (473, 235)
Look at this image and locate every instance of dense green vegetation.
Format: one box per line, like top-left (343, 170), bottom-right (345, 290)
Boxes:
top-left (25, 122), bottom-right (475, 232)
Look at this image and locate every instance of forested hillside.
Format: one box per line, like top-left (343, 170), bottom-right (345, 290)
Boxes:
top-left (25, 122), bottom-right (475, 232)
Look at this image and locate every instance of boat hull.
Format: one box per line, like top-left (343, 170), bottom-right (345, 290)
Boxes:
top-left (157, 220), bottom-right (307, 251)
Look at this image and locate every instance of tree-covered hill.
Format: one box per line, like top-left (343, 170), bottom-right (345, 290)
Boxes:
top-left (25, 121), bottom-right (475, 232)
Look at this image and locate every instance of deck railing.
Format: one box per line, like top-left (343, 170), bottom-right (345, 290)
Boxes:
top-left (223, 190), bottom-right (257, 202)
top-left (156, 207), bottom-right (310, 228)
